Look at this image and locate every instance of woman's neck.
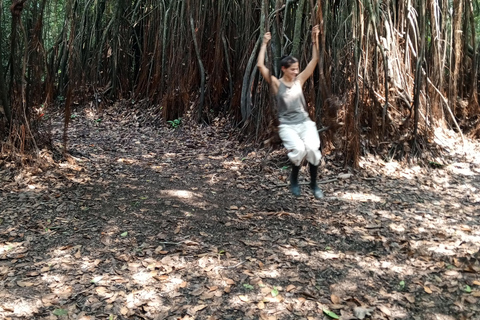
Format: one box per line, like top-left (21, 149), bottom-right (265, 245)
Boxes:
top-left (281, 76), bottom-right (295, 85)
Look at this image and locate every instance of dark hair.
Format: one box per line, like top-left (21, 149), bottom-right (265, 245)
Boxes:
top-left (280, 55), bottom-right (298, 68)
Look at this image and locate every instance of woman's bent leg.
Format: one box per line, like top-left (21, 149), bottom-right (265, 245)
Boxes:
top-left (300, 120), bottom-right (321, 166)
top-left (279, 124), bottom-right (305, 196)
top-left (278, 124), bottom-right (306, 166)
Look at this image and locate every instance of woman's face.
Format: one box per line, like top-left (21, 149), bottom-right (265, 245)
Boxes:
top-left (282, 62), bottom-right (299, 80)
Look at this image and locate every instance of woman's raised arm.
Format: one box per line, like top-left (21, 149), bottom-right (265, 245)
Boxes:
top-left (297, 25), bottom-right (320, 86)
top-left (257, 32), bottom-right (279, 91)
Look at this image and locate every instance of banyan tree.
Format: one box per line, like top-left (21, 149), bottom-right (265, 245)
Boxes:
top-left (0, 0), bottom-right (479, 167)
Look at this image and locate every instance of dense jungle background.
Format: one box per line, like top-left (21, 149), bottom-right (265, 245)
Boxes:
top-left (0, 0), bottom-right (479, 165)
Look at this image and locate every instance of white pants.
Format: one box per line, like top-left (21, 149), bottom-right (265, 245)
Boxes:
top-left (278, 120), bottom-right (321, 166)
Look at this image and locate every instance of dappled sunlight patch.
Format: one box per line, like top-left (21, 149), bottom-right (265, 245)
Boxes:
top-left (257, 268), bottom-right (282, 279)
top-left (0, 297), bottom-right (42, 318)
top-left (222, 159), bottom-right (244, 171)
top-left (161, 277), bottom-right (187, 297)
top-left (314, 251), bottom-right (344, 260)
top-left (117, 157), bottom-right (139, 165)
top-left (378, 260), bottom-right (415, 275)
top-left (132, 270), bottom-right (156, 285)
top-left (41, 273), bottom-right (66, 284)
top-left (126, 288), bottom-right (158, 309)
top-left (80, 258), bottom-right (102, 272)
top-left (389, 223), bottom-right (406, 233)
top-left (340, 192), bottom-right (383, 202)
top-left (280, 247), bottom-right (309, 261)
top-left (0, 242), bottom-right (26, 256)
top-left (158, 189), bottom-right (217, 210)
top-left (161, 189), bottom-right (197, 199)
top-left (427, 244), bottom-right (456, 256)
top-left (430, 315), bottom-right (457, 320)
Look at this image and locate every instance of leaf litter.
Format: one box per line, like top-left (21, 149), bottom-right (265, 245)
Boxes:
top-left (0, 105), bottom-right (479, 319)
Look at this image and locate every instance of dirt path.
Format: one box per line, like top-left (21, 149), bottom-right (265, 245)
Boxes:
top-left (1, 108), bottom-right (480, 320)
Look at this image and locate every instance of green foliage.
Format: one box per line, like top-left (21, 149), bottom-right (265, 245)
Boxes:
top-left (52, 309), bottom-right (68, 316)
top-left (271, 287), bottom-right (279, 297)
top-left (242, 283), bottom-right (254, 290)
top-left (323, 309), bottom-right (340, 319)
top-left (167, 118), bottom-right (181, 129)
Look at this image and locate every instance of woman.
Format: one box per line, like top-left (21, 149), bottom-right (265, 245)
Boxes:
top-left (257, 26), bottom-right (324, 199)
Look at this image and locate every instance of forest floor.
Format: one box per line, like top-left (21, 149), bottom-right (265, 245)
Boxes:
top-left (1, 105), bottom-right (480, 320)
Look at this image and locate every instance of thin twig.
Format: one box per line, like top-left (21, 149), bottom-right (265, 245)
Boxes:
top-left (214, 260), bottom-right (246, 270)
top-left (272, 178), bottom-right (337, 188)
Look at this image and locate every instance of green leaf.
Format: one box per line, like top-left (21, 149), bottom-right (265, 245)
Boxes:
top-left (52, 308), bottom-right (68, 316)
top-left (464, 285), bottom-right (472, 293)
top-left (399, 280), bottom-right (406, 289)
top-left (323, 309), bottom-right (340, 319)
top-left (121, 232), bottom-right (128, 237)
top-left (243, 283), bottom-right (254, 290)
top-left (271, 287), bottom-right (279, 297)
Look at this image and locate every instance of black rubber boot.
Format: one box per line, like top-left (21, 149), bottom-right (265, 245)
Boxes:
top-left (290, 165), bottom-right (301, 196)
top-left (309, 163), bottom-right (324, 199)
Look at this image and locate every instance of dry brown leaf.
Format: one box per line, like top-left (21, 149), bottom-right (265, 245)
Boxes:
top-left (95, 287), bottom-right (108, 295)
top-left (225, 278), bottom-right (235, 285)
top-left (180, 281), bottom-right (188, 288)
top-left (286, 284), bottom-right (296, 292)
top-left (257, 301), bottom-right (265, 310)
top-left (331, 294), bottom-right (341, 304)
top-left (17, 281), bottom-right (35, 287)
top-left (377, 305), bottom-right (392, 316)
top-left (473, 280), bottom-right (480, 286)
top-left (260, 287), bottom-right (271, 295)
top-left (260, 313), bottom-right (276, 320)
top-left (224, 286), bottom-right (231, 293)
top-left (209, 286), bottom-right (218, 291)
top-left (239, 295), bottom-right (249, 302)
top-left (191, 287), bottom-right (205, 296)
top-left (424, 286), bottom-right (433, 294)
top-left (41, 294), bottom-right (58, 306)
top-left (120, 307), bottom-right (129, 315)
top-left (404, 293), bottom-right (415, 303)
top-left (464, 296), bottom-right (478, 304)
top-left (472, 291), bottom-right (480, 297)
top-left (193, 305), bottom-right (207, 312)
top-left (199, 291), bottom-right (215, 300)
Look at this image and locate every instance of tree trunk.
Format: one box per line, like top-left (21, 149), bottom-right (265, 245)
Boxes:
top-left (292, 0), bottom-right (306, 58)
top-left (0, 0), bottom-right (11, 126)
top-left (450, 0), bottom-right (464, 117)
